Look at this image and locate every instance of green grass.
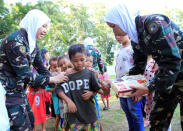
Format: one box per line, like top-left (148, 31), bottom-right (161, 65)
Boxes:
top-left (40, 89), bottom-right (182, 131)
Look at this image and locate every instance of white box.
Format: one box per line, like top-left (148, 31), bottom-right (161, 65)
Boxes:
top-left (111, 75), bottom-right (149, 97)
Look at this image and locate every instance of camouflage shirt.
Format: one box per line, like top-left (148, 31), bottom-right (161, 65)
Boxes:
top-left (129, 14), bottom-right (183, 93)
top-left (0, 29), bottom-right (50, 97)
top-left (86, 45), bottom-right (105, 74)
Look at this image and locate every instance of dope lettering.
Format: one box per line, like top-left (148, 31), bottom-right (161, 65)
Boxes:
top-left (62, 79), bottom-right (89, 93)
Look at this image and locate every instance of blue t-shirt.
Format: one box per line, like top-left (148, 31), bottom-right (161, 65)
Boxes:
top-left (46, 86), bottom-right (60, 114)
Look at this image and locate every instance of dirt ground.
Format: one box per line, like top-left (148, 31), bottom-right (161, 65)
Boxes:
top-left (37, 98), bottom-right (181, 131)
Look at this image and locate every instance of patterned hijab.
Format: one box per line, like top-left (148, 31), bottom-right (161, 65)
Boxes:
top-left (105, 2), bottom-right (140, 43)
top-left (19, 9), bottom-right (50, 53)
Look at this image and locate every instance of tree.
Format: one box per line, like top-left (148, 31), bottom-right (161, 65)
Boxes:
top-left (0, 0), bottom-right (116, 65)
top-left (163, 7), bottom-right (183, 28)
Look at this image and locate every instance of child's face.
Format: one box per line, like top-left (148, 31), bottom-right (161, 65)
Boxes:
top-left (58, 58), bottom-right (73, 72)
top-left (107, 22), bottom-right (130, 45)
top-left (85, 56), bottom-right (93, 68)
top-left (118, 35), bottom-right (130, 46)
top-left (70, 53), bottom-right (86, 71)
top-left (50, 60), bottom-right (59, 72)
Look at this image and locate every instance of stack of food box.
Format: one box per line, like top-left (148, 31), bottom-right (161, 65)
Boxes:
top-left (111, 75), bottom-right (149, 97)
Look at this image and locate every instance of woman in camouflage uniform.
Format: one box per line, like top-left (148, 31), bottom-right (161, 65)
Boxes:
top-left (105, 3), bottom-right (183, 131)
top-left (0, 9), bottom-right (68, 130)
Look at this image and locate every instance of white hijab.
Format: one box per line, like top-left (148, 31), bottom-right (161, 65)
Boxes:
top-left (19, 9), bottom-right (50, 53)
top-left (84, 37), bottom-right (95, 47)
top-left (105, 2), bottom-right (140, 44)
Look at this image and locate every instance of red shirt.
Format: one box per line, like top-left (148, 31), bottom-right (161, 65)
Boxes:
top-left (28, 88), bottom-right (46, 125)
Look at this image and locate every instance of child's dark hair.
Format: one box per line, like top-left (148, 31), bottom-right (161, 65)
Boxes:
top-left (85, 50), bottom-right (92, 57)
top-left (49, 56), bottom-right (58, 65)
top-left (58, 55), bottom-right (69, 62)
top-left (104, 65), bottom-right (107, 72)
top-left (68, 44), bottom-right (86, 59)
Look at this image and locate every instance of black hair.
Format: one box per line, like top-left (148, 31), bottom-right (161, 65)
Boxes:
top-left (58, 55), bottom-right (69, 62)
top-left (49, 56), bottom-right (58, 65)
top-left (85, 50), bottom-right (92, 57)
top-left (40, 48), bottom-right (48, 61)
top-left (68, 44), bottom-right (86, 59)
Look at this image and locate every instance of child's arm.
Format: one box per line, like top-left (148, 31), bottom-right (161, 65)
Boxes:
top-left (46, 85), bottom-right (55, 92)
top-left (47, 88), bottom-right (55, 92)
top-left (57, 91), bottom-right (77, 113)
top-left (100, 79), bottom-right (111, 96)
top-left (98, 89), bottom-right (104, 95)
top-left (88, 68), bottom-right (111, 96)
top-left (152, 62), bottom-right (158, 73)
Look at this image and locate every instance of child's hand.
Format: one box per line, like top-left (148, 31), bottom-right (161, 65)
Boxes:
top-left (82, 90), bottom-right (94, 100)
top-left (98, 89), bottom-right (104, 95)
top-left (101, 80), bottom-right (111, 96)
top-left (67, 100), bottom-right (77, 113)
top-left (152, 63), bottom-right (159, 72)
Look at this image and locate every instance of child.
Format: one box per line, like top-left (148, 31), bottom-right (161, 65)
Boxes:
top-left (115, 35), bottom-right (144, 131)
top-left (100, 66), bottom-right (111, 111)
top-left (85, 51), bottom-right (104, 131)
top-left (85, 51), bottom-right (93, 68)
top-left (27, 85), bottom-right (47, 131)
top-left (143, 55), bottom-right (156, 127)
top-left (56, 44), bottom-right (101, 130)
top-left (27, 49), bottom-right (50, 131)
top-left (57, 55), bottom-right (73, 131)
top-left (58, 55), bottom-right (73, 72)
top-left (46, 57), bottom-right (61, 131)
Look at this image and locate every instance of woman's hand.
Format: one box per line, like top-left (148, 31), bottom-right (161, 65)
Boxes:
top-left (128, 85), bottom-right (149, 97)
top-left (82, 90), bottom-right (94, 100)
top-left (133, 96), bottom-right (142, 102)
top-left (50, 72), bottom-right (69, 84)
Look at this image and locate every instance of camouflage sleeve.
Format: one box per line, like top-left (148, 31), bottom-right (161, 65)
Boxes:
top-left (32, 44), bottom-right (50, 76)
top-left (145, 17), bottom-right (181, 93)
top-left (5, 41), bottom-right (50, 88)
top-left (129, 42), bottom-right (147, 75)
top-left (97, 50), bottom-right (105, 74)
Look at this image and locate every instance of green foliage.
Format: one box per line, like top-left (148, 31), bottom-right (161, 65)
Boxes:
top-left (0, 0), bottom-right (117, 65)
top-left (0, 1), bottom-right (34, 38)
top-left (163, 8), bottom-right (183, 28)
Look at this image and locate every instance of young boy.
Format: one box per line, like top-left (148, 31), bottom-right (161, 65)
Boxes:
top-left (46, 57), bottom-right (61, 131)
top-left (56, 44), bottom-right (100, 130)
top-left (115, 35), bottom-right (145, 131)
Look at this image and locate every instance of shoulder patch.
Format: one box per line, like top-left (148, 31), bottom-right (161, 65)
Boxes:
top-left (147, 22), bottom-right (159, 34)
top-left (19, 46), bottom-right (26, 53)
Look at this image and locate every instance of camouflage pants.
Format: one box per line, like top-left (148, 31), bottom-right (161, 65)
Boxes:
top-left (6, 94), bottom-right (34, 131)
top-left (150, 79), bottom-right (183, 131)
